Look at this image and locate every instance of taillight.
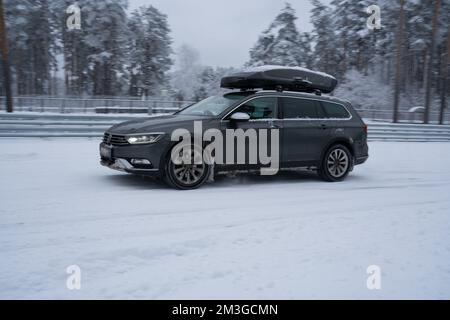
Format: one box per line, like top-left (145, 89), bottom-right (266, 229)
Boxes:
top-left (363, 124), bottom-right (368, 134)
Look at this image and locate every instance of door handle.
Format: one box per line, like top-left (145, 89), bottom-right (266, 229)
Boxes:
top-left (320, 124), bottom-right (328, 130)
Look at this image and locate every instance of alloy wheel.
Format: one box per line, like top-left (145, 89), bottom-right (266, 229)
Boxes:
top-left (171, 148), bottom-right (206, 186)
top-left (326, 148), bottom-right (349, 178)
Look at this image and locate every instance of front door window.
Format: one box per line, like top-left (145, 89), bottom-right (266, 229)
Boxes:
top-left (230, 97), bottom-right (278, 120)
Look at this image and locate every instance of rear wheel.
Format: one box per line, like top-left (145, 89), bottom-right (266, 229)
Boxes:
top-left (318, 144), bottom-right (352, 182)
top-left (164, 144), bottom-right (210, 190)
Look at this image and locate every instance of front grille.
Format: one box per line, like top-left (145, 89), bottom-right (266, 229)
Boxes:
top-left (103, 132), bottom-right (129, 146)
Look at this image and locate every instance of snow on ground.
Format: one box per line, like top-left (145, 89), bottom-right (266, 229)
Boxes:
top-left (0, 138), bottom-right (450, 299)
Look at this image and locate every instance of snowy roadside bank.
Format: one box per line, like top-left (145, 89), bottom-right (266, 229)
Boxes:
top-left (0, 139), bottom-right (449, 299)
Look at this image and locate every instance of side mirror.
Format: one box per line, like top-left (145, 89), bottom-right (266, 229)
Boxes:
top-left (230, 112), bottom-right (250, 122)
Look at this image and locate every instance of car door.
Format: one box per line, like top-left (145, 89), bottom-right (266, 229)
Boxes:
top-left (220, 96), bottom-right (280, 170)
top-left (280, 97), bottom-right (331, 166)
top-left (319, 100), bottom-right (353, 148)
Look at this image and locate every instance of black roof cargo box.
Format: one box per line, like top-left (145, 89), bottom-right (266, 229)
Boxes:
top-left (221, 65), bottom-right (338, 94)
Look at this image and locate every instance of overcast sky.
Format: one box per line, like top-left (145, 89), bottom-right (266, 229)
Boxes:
top-left (128, 0), bottom-right (320, 68)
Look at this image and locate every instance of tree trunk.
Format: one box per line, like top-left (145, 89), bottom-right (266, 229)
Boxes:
top-left (440, 29), bottom-right (450, 125)
top-left (393, 0), bottom-right (406, 123)
top-left (424, 0), bottom-right (441, 124)
top-left (422, 48), bottom-right (428, 89)
top-left (0, 0), bottom-right (13, 112)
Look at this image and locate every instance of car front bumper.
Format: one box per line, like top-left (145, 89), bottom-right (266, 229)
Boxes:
top-left (100, 158), bottom-right (160, 176)
top-left (99, 142), bottom-right (166, 177)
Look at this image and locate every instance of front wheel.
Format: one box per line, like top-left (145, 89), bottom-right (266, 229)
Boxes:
top-left (318, 144), bottom-right (352, 182)
top-left (164, 144), bottom-right (211, 190)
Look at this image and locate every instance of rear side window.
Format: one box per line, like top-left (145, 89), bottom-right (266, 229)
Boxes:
top-left (321, 102), bottom-right (351, 119)
top-left (282, 98), bottom-right (324, 119)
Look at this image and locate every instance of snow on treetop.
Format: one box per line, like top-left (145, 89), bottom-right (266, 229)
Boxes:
top-left (243, 65), bottom-right (337, 81)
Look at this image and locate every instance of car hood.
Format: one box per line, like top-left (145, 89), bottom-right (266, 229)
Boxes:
top-left (107, 114), bottom-right (215, 135)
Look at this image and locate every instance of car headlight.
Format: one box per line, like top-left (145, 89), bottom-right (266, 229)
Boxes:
top-left (127, 133), bottom-right (164, 145)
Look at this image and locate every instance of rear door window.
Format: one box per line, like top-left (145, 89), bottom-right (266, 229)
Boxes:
top-left (281, 97), bottom-right (324, 119)
top-left (321, 101), bottom-right (351, 119)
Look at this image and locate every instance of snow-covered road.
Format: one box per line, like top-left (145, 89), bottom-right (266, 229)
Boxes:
top-left (1, 139), bottom-right (449, 299)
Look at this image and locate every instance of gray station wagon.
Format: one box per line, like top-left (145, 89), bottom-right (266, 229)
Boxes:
top-left (100, 90), bottom-right (369, 189)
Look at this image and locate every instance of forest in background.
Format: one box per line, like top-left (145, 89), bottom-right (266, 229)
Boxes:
top-left (0, 0), bottom-right (449, 121)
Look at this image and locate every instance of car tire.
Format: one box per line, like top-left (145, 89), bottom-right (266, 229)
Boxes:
top-left (164, 144), bottom-right (211, 190)
top-left (318, 144), bottom-right (352, 182)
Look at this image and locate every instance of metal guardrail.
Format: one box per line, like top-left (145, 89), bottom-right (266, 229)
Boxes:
top-left (355, 109), bottom-right (449, 124)
top-left (0, 97), bottom-right (194, 114)
top-left (1, 96), bottom-right (448, 123)
top-left (1, 113), bottom-right (450, 142)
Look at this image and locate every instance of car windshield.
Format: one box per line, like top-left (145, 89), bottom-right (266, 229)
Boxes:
top-left (177, 93), bottom-right (250, 117)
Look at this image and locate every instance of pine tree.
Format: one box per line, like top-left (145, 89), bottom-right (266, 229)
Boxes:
top-left (328, 0), bottom-right (377, 77)
top-left (170, 44), bottom-right (203, 101)
top-left (85, 0), bottom-right (129, 96)
top-left (193, 66), bottom-right (237, 101)
top-left (128, 5), bottom-right (173, 97)
top-left (310, 0), bottom-right (339, 76)
top-left (298, 32), bottom-right (314, 69)
top-left (56, 0), bottom-right (129, 96)
top-left (0, 0), bottom-right (13, 111)
top-left (424, 0), bottom-right (442, 124)
top-left (30, 0), bottom-right (55, 94)
top-left (57, 0), bottom-right (89, 96)
top-left (248, 3), bottom-right (309, 67)
top-left (4, 0), bottom-right (57, 95)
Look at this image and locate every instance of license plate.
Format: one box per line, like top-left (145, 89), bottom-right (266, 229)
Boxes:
top-left (100, 145), bottom-right (112, 159)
